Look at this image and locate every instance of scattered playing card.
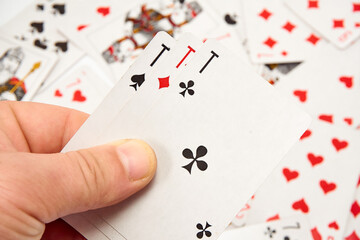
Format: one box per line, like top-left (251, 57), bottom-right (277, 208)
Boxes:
top-left (236, 119), bottom-right (360, 240)
top-left (242, 0), bottom-right (322, 64)
top-left (85, 0), bottom-right (220, 80)
top-left (0, 35), bottom-right (57, 101)
top-left (0, 0), bottom-right (84, 88)
top-left (284, 0), bottom-right (360, 49)
top-left (219, 215), bottom-right (312, 240)
top-left (32, 56), bottom-right (112, 114)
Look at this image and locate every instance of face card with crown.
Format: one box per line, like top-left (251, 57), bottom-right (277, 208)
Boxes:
top-left (242, 0), bottom-right (322, 64)
top-left (284, 0), bottom-right (360, 49)
top-left (85, 0), bottom-right (220, 80)
top-left (0, 36), bottom-right (56, 101)
top-left (238, 120), bottom-right (360, 240)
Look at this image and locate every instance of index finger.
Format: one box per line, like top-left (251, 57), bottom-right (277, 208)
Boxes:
top-left (0, 101), bottom-right (88, 153)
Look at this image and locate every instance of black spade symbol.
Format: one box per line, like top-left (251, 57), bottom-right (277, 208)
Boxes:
top-left (34, 39), bottom-right (47, 50)
top-left (52, 4), bottom-right (66, 15)
top-left (30, 22), bottom-right (44, 33)
top-left (224, 14), bottom-right (237, 25)
top-left (130, 73), bottom-right (145, 91)
top-left (54, 41), bottom-right (68, 53)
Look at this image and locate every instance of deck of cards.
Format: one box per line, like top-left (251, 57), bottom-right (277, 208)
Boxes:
top-left (0, 0), bottom-right (359, 239)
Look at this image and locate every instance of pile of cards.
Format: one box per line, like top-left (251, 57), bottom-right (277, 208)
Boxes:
top-left (0, 0), bottom-right (359, 239)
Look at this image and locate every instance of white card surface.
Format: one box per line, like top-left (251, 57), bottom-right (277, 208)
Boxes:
top-left (63, 36), bottom-right (310, 239)
top-left (284, 0), bottom-right (360, 49)
top-left (235, 120), bottom-right (360, 240)
top-left (32, 56), bottom-right (112, 114)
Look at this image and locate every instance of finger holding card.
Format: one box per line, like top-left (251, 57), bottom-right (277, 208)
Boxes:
top-left (63, 37), bottom-right (310, 239)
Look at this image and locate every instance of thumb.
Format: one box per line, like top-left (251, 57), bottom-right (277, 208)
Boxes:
top-left (0, 139), bottom-right (156, 225)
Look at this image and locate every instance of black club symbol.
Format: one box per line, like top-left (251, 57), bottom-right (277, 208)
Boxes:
top-left (196, 222), bottom-right (212, 239)
top-left (264, 226), bottom-right (276, 238)
top-left (182, 146), bottom-right (208, 174)
top-left (179, 80), bottom-right (194, 97)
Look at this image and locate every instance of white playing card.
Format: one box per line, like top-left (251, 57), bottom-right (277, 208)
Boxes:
top-left (343, 176), bottom-right (360, 240)
top-left (284, 0), bottom-right (360, 49)
top-left (63, 37), bottom-right (310, 239)
top-left (85, 0), bottom-right (220, 80)
top-left (0, 35), bottom-right (57, 101)
top-left (111, 32), bottom-right (203, 123)
top-left (236, 119), bottom-right (360, 240)
top-left (32, 56), bottom-right (112, 114)
top-left (0, 0), bottom-right (84, 88)
top-left (219, 215), bottom-right (312, 240)
top-left (274, 40), bottom-right (360, 130)
top-left (242, 0), bottom-right (322, 64)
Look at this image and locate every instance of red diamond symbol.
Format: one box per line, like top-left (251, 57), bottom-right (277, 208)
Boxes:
top-left (158, 76), bottom-right (170, 89)
top-left (345, 231), bottom-right (360, 240)
top-left (333, 19), bottom-right (345, 28)
top-left (355, 22), bottom-right (360, 28)
top-left (263, 37), bottom-right (277, 48)
top-left (281, 51), bottom-right (288, 56)
top-left (357, 175), bottom-right (360, 187)
top-left (259, 8), bottom-right (272, 20)
top-left (308, 0), bottom-right (319, 8)
top-left (306, 33), bottom-right (320, 45)
top-left (351, 200), bottom-right (360, 217)
top-left (353, 3), bottom-right (360, 12)
top-left (282, 21), bottom-right (296, 33)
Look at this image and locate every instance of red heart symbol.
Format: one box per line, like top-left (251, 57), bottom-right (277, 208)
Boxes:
top-left (292, 198), bottom-right (309, 213)
top-left (344, 117), bottom-right (353, 125)
top-left (351, 200), bottom-right (360, 217)
top-left (54, 89), bottom-right (63, 97)
top-left (293, 90), bottom-right (307, 102)
top-left (77, 24), bottom-right (89, 31)
top-left (320, 179), bottom-right (336, 194)
top-left (97, 6), bottom-right (110, 17)
top-left (328, 221), bottom-right (339, 230)
top-left (332, 138), bottom-right (348, 152)
top-left (345, 231), bottom-right (360, 240)
top-left (266, 214), bottom-right (280, 222)
top-left (311, 227), bottom-right (322, 240)
top-left (318, 114), bottom-right (333, 123)
top-left (282, 168), bottom-right (299, 182)
top-left (307, 153), bottom-right (324, 166)
top-left (339, 76), bottom-right (353, 88)
top-left (73, 90), bottom-right (86, 102)
top-left (300, 129), bottom-right (312, 140)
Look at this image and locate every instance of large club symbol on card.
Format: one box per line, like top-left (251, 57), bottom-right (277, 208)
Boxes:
top-left (182, 145), bottom-right (208, 174)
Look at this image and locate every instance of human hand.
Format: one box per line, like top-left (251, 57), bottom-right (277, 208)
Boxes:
top-left (0, 101), bottom-right (157, 240)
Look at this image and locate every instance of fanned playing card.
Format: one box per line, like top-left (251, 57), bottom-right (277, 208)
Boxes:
top-left (62, 34), bottom-right (310, 239)
top-left (0, 36), bottom-right (57, 101)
